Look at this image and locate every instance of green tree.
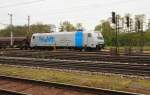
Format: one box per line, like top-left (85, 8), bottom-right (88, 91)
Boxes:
top-left (59, 21), bottom-right (76, 32)
top-left (95, 24), bottom-right (102, 32)
top-left (95, 21), bottom-right (115, 46)
top-left (0, 23), bottom-right (53, 37)
top-left (76, 23), bottom-right (84, 31)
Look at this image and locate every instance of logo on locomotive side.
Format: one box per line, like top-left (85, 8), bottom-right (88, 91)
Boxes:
top-left (39, 36), bottom-right (55, 44)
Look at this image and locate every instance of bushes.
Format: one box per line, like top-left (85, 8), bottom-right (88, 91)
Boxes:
top-left (0, 23), bottom-right (52, 37)
top-left (106, 32), bottom-right (150, 47)
top-left (95, 21), bottom-right (150, 47)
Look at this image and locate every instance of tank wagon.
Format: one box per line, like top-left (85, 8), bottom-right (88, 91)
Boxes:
top-left (30, 31), bottom-right (105, 51)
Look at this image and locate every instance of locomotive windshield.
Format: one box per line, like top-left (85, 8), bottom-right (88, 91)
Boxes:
top-left (97, 37), bottom-right (103, 40)
top-left (97, 33), bottom-right (103, 40)
top-left (88, 33), bottom-right (92, 37)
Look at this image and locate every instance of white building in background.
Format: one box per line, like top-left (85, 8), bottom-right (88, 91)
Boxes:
top-left (0, 23), bottom-right (7, 30)
top-left (107, 14), bottom-right (149, 33)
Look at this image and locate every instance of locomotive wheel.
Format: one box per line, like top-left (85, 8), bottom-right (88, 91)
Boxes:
top-left (81, 47), bottom-right (87, 52)
top-left (81, 48), bottom-right (85, 52)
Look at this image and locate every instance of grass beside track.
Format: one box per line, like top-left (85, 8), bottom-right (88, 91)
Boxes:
top-left (106, 46), bottom-right (150, 52)
top-left (0, 64), bottom-right (149, 95)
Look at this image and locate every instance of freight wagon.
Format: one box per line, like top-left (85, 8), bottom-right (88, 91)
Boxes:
top-left (0, 37), bottom-right (28, 49)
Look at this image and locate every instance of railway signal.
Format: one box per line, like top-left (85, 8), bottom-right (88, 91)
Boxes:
top-left (148, 19), bottom-right (150, 30)
top-left (148, 23), bottom-right (150, 30)
top-left (111, 12), bottom-right (119, 55)
top-left (137, 20), bottom-right (141, 30)
top-left (112, 12), bottom-right (116, 24)
top-left (126, 16), bottom-right (130, 27)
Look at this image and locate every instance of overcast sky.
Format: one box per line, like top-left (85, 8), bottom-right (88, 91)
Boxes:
top-left (0, 0), bottom-right (150, 30)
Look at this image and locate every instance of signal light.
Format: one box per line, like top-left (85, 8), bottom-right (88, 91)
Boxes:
top-left (126, 16), bottom-right (130, 27)
top-left (148, 23), bottom-right (150, 29)
top-left (112, 12), bottom-right (116, 24)
top-left (137, 20), bottom-right (141, 30)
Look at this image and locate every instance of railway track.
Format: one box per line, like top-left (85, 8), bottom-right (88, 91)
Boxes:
top-left (0, 75), bottom-right (142, 95)
top-left (1, 48), bottom-right (150, 55)
top-left (0, 89), bottom-right (28, 95)
top-left (0, 57), bottom-right (149, 76)
top-left (1, 49), bottom-right (150, 56)
top-left (0, 50), bottom-right (150, 64)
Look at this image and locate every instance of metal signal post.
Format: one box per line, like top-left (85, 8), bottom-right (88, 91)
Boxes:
top-left (112, 12), bottom-right (119, 55)
top-left (115, 15), bottom-right (119, 55)
top-left (140, 21), bottom-right (144, 53)
top-left (126, 15), bottom-right (132, 55)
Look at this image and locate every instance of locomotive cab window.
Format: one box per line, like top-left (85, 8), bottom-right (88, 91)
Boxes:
top-left (32, 36), bottom-right (35, 39)
top-left (97, 37), bottom-right (103, 40)
top-left (88, 33), bottom-right (91, 37)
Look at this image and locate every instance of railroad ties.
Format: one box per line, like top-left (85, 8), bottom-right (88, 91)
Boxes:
top-left (0, 49), bottom-right (149, 94)
top-left (0, 75), bottom-right (141, 95)
top-left (0, 57), bottom-right (149, 76)
top-left (0, 50), bottom-right (150, 64)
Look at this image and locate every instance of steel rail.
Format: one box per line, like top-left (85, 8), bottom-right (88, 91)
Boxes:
top-left (0, 75), bottom-right (142, 95)
top-left (0, 50), bottom-right (150, 64)
top-left (0, 57), bottom-right (149, 76)
top-left (0, 89), bottom-right (28, 95)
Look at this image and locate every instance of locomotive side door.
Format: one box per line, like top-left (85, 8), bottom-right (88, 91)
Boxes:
top-left (87, 33), bottom-right (92, 47)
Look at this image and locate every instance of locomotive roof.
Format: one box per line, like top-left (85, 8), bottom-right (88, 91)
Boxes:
top-left (32, 31), bottom-right (102, 36)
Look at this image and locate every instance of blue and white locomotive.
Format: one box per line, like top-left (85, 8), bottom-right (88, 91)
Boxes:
top-left (30, 31), bottom-right (104, 51)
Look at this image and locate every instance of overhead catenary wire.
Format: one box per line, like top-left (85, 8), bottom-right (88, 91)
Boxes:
top-left (0, 0), bottom-right (144, 20)
top-left (33, 0), bottom-right (138, 15)
top-left (0, 0), bottom-right (45, 9)
top-left (0, 0), bottom-right (147, 29)
top-left (0, 0), bottom-right (139, 13)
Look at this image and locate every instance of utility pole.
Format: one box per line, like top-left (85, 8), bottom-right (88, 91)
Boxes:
top-left (27, 16), bottom-right (30, 38)
top-left (8, 13), bottom-right (13, 47)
